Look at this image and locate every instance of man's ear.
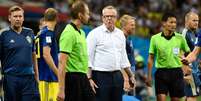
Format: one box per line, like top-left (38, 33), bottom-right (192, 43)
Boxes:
top-left (162, 21), bottom-right (166, 27)
top-left (78, 12), bottom-right (84, 20)
top-left (8, 15), bottom-right (11, 22)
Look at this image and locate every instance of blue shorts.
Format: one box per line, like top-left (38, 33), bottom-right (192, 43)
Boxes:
top-left (3, 75), bottom-right (40, 101)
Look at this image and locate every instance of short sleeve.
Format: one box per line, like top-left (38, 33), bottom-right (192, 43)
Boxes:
top-left (41, 31), bottom-right (53, 47)
top-left (59, 26), bottom-right (75, 53)
top-left (181, 36), bottom-right (190, 52)
top-left (149, 36), bottom-right (155, 54)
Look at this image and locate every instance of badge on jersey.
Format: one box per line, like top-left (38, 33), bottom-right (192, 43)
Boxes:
top-left (173, 47), bottom-right (179, 55)
top-left (26, 36), bottom-right (32, 44)
top-left (46, 36), bottom-right (52, 43)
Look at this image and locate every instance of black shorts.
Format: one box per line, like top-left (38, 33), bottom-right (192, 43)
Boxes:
top-left (155, 68), bottom-right (184, 97)
top-left (65, 72), bottom-right (95, 101)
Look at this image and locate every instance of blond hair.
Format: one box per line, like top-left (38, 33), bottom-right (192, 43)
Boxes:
top-left (9, 5), bottom-right (24, 15)
top-left (119, 14), bottom-right (135, 29)
top-left (44, 8), bottom-right (58, 21)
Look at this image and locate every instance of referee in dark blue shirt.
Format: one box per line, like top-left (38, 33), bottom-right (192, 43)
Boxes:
top-left (0, 6), bottom-right (40, 101)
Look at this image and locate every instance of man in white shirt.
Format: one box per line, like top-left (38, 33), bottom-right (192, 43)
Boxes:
top-left (87, 5), bottom-right (135, 101)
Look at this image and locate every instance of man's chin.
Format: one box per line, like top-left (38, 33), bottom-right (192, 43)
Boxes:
top-left (82, 20), bottom-right (89, 25)
top-left (170, 29), bottom-right (176, 32)
top-left (191, 28), bottom-right (197, 31)
top-left (83, 22), bottom-right (88, 25)
top-left (13, 25), bottom-right (21, 30)
top-left (15, 24), bottom-right (22, 27)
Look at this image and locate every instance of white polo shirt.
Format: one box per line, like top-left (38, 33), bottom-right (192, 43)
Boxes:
top-left (87, 24), bottom-right (130, 71)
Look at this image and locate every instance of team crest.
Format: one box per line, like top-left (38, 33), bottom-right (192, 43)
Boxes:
top-left (26, 36), bottom-right (32, 44)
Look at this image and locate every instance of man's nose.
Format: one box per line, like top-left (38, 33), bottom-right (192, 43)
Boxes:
top-left (16, 17), bottom-right (21, 20)
top-left (107, 17), bottom-right (112, 19)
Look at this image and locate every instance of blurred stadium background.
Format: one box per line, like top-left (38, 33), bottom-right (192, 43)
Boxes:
top-left (0, 0), bottom-right (201, 101)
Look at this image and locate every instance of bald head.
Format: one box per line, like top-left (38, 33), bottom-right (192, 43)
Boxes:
top-left (185, 12), bottom-right (199, 30)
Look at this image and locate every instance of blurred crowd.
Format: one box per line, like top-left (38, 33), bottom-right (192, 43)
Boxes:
top-left (0, 0), bottom-right (201, 38)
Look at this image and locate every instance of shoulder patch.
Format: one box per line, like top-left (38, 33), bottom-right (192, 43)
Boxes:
top-left (46, 36), bottom-right (52, 43)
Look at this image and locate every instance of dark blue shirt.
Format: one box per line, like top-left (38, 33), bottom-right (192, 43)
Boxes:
top-left (36, 26), bottom-right (58, 82)
top-left (196, 29), bottom-right (201, 47)
top-left (183, 29), bottom-right (197, 51)
top-left (0, 27), bottom-right (35, 75)
top-left (183, 28), bottom-right (201, 73)
top-left (126, 37), bottom-right (135, 72)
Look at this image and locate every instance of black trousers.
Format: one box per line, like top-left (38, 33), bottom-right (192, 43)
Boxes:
top-left (92, 70), bottom-right (124, 101)
top-left (65, 72), bottom-right (95, 101)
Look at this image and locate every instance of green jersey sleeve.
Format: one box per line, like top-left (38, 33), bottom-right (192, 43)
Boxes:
top-left (59, 26), bottom-right (75, 53)
top-left (181, 36), bottom-right (190, 53)
top-left (149, 36), bottom-right (156, 54)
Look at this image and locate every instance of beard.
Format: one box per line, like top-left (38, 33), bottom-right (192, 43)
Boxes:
top-left (190, 27), bottom-right (197, 31)
top-left (13, 25), bottom-right (20, 31)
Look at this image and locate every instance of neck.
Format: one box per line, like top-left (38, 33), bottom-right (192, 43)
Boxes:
top-left (45, 21), bottom-right (56, 31)
top-left (186, 26), bottom-right (196, 32)
top-left (107, 26), bottom-right (114, 32)
top-left (11, 26), bottom-right (22, 33)
top-left (122, 29), bottom-right (129, 38)
top-left (72, 19), bottom-right (82, 29)
top-left (163, 29), bottom-right (173, 37)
